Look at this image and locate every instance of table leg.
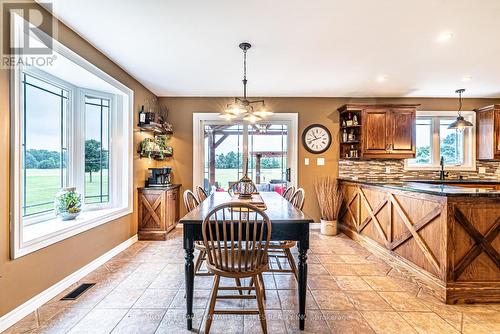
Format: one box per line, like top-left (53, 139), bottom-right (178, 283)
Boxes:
top-left (297, 245), bottom-right (308, 330)
top-left (184, 243), bottom-right (194, 330)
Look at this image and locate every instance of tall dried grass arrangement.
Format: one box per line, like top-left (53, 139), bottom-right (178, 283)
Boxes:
top-left (314, 176), bottom-right (343, 221)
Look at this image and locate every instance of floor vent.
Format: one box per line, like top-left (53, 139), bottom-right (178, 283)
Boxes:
top-left (61, 283), bottom-right (95, 300)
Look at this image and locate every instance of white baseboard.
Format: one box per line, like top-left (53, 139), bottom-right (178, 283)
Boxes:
top-left (309, 222), bottom-right (321, 230)
top-left (0, 234), bottom-right (138, 333)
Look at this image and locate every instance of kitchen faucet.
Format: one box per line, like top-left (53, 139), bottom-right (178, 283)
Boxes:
top-left (439, 156), bottom-right (449, 180)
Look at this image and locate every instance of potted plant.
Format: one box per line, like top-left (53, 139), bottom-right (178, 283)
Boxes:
top-left (54, 187), bottom-right (82, 220)
top-left (314, 176), bottom-right (343, 235)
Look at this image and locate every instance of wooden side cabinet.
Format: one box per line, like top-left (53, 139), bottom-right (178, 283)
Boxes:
top-left (338, 104), bottom-right (419, 159)
top-left (138, 185), bottom-right (181, 240)
top-left (475, 105), bottom-right (500, 160)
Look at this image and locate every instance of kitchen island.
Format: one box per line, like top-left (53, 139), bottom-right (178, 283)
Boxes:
top-left (338, 178), bottom-right (500, 304)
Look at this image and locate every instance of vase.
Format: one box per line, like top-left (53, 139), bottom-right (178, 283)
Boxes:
top-left (320, 219), bottom-right (337, 236)
top-left (54, 187), bottom-right (82, 221)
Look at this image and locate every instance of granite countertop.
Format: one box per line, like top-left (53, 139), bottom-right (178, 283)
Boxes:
top-left (338, 178), bottom-right (500, 197)
top-left (138, 184), bottom-right (181, 190)
top-left (408, 179), bottom-right (500, 184)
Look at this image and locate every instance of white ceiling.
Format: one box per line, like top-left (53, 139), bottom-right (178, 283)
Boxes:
top-left (45, 0), bottom-right (500, 98)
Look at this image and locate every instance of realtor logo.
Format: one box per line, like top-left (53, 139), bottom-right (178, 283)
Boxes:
top-left (1, 0), bottom-right (56, 68)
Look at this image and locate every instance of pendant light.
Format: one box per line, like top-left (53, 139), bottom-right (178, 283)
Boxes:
top-left (448, 89), bottom-right (473, 130)
top-left (219, 42), bottom-right (273, 122)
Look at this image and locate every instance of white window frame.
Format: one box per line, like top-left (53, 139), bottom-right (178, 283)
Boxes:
top-left (405, 110), bottom-right (476, 171)
top-left (192, 113), bottom-right (298, 189)
top-left (10, 14), bottom-right (134, 259)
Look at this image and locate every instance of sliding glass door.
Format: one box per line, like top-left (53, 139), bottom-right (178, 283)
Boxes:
top-left (196, 114), bottom-right (297, 195)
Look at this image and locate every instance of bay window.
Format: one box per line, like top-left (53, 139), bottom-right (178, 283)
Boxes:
top-left (406, 111), bottom-right (475, 170)
top-left (11, 14), bottom-right (133, 258)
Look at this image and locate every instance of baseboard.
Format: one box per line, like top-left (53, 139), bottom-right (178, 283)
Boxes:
top-left (309, 222), bottom-right (321, 230)
top-left (0, 234), bottom-right (138, 333)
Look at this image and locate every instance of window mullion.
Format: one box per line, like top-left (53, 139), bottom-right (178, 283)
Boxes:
top-left (432, 117), bottom-right (440, 166)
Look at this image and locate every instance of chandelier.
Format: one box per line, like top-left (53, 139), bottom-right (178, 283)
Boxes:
top-left (218, 42), bottom-right (273, 122)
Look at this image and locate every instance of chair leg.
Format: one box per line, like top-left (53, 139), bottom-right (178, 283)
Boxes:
top-left (284, 248), bottom-right (298, 279)
top-left (205, 274), bottom-right (220, 334)
top-left (194, 249), bottom-right (205, 274)
top-left (254, 275), bottom-right (268, 334)
top-left (258, 273), bottom-right (266, 300)
top-left (235, 278), bottom-right (243, 295)
top-left (247, 277), bottom-right (254, 295)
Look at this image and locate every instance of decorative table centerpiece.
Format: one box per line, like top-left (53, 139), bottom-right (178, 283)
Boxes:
top-left (54, 187), bottom-right (82, 220)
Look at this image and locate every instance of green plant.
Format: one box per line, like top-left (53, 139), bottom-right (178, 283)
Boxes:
top-left (54, 188), bottom-right (81, 215)
top-left (139, 135), bottom-right (173, 160)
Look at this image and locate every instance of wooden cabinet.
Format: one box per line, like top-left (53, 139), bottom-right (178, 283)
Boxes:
top-left (475, 105), bottom-right (500, 160)
top-left (138, 185), bottom-right (180, 240)
top-left (338, 104), bottom-right (418, 159)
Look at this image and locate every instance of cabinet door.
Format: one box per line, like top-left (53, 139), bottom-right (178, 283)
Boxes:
top-left (363, 108), bottom-right (390, 155)
top-left (495, 110), bottom-right (500, 158)
top-left (390, 108), bottom-right (415, 155)
top-left (166, 189), bottom-right (178, 230)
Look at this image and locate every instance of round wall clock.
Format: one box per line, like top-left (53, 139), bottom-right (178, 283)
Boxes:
top-left (302, 124), bottom-right (332, 154)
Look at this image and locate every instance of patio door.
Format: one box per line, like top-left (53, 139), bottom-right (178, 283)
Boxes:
top-left (193, 113), bottom-right (297, 195)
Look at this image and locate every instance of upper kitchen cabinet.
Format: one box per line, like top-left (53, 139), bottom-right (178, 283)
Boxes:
top-left (475, 105), bottom-right (500, 160)
top-left (338, 104), bottom-right (419, 159)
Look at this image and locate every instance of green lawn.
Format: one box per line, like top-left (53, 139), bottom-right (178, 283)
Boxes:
top-left (210, 168), bottom-right (284, 190)
top-left (25, 169), bottom-right (108, 215)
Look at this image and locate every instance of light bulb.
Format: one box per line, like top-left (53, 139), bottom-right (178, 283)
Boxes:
top-left (254, 106), bottom-right (274, 118)
top-left (218, 113), bottom-right (237, 120)
top-left (243, 114), bottom-right (262, 123)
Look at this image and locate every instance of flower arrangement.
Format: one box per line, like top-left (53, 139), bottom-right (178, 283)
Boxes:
top-left (54, 187), bottom-right (82, 220)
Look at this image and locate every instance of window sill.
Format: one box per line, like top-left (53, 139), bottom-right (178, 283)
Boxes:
top-left (15, 206), bottom-right (132, 258)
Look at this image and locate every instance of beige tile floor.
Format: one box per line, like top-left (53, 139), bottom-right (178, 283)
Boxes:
top-left (4, 228), bottom-right (499, 334)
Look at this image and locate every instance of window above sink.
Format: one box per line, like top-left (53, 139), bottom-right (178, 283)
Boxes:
top-left (405, 110), bottom-right (476, 171)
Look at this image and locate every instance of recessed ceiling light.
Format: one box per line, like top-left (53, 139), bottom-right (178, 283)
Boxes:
top-left (462, 75), bottom-right (472, 82)
top-left (376, 75), bottom-right (387, 83)
top-left (437, 31), bottom-right (454, 42)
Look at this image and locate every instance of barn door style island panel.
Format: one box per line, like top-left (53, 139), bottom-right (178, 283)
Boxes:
top-left (338, 179), bottom-right (500, 304)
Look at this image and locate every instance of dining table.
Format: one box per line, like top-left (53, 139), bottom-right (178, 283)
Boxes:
top-left (179, 191), bottom-right (313, 331)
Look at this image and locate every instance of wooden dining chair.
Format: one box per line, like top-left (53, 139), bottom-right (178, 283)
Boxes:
top-left (183, 189), bottom-right (199, 212)
top-left (282, 185), bottom-right (295, 201)
top-left (264, 188), bottom-right (305, 279)
top-left (290, 188), bottom-right (305, 210)
top-left (184, 190), bottom-right (244, 293)
top-left (202, 202), bottom-right (271, 334)
top-left (196, 185), bottom-right (208, 202)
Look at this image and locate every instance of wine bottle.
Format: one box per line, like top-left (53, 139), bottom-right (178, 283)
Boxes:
top-left (138, 105), bottom-right (147, 125)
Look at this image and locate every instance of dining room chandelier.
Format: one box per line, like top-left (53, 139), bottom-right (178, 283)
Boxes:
top-left (218, 42), bottom-right (273, 122)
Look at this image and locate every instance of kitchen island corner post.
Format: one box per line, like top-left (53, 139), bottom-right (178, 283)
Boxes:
top-left (297, 223), bottom-right (310, 330)
top-left (183, 224), bottom-right (195, 330)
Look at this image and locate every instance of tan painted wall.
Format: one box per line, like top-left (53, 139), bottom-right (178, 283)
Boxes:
top-left (0, 4), bottom-right (157, 316)
top-left (158, 96), bottom-right (500, 222)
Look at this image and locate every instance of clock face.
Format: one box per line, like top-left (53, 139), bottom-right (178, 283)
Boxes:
top-left (302, 124), bottom-right (332, 154)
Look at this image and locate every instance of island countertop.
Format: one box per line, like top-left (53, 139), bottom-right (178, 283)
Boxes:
top-left (338, 178), bottom-right (500, 197)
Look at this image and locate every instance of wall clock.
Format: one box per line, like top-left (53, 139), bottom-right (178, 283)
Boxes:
top-left (302, 124), bottom-right (332, 154)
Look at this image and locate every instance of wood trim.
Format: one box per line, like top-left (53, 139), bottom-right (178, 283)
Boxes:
top-left (359, 188), bottom-right (388, 247)
top-left (388, 193), bottom-right (441, 274)
top-left (452, 208), bottom-right (500, 280)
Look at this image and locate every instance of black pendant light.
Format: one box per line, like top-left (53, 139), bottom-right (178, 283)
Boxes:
top-left (448, 89), bottom-right (473, 130)
top-left (218, 42), bottom-right (273, 122)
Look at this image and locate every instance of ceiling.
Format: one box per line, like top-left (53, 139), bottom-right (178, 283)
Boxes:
top-left (44, 0), bottom-right (500, 98)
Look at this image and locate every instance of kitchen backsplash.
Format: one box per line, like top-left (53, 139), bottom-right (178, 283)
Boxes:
top-left (339, 159), bottom-right (500, 180)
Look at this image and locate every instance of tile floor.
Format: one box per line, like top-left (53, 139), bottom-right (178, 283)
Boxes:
top-left (4, 228), bottom-right (500, 334)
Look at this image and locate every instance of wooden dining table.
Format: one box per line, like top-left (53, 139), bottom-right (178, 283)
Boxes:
top-left (179, 191), bottom-right (313, 331)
